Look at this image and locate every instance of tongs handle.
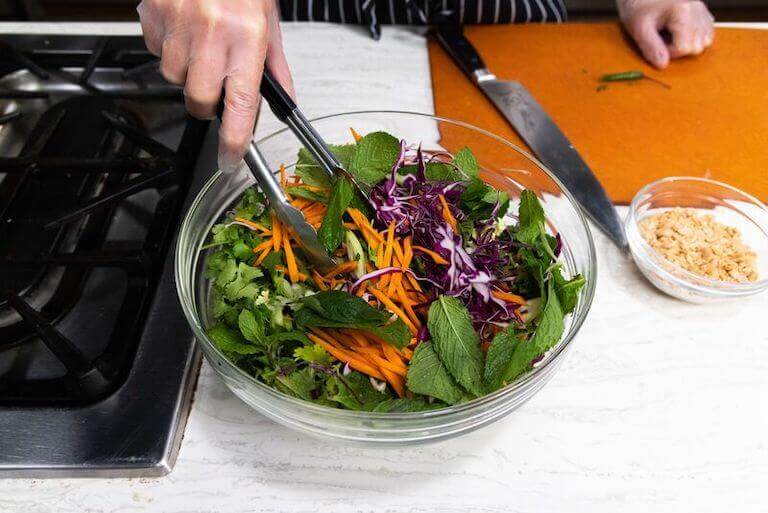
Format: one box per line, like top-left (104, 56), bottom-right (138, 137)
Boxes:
top-left (259, 70), bottom-right (341, 183)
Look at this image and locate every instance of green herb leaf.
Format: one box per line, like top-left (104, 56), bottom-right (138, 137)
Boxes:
top-left (286, 186), bottom-right (328, 203)
top-left (370, 397), bottom-right (442, 412)
top-left (275, 368), bottom-right (317, 401)
top-left (348, 131), bottom-right (401, 186)
top-left (293, 344), bottom-right (332, 365)
top-left (459, 178), bottom-right (508, 221)
top-left (207, 324), bottom-right (262, 355)
top-left (515, 190), bottom-right (546, 246)
top-left (294, 290), bottom-right (410, 348)
top-left (406, 342), bottom-right (466, 405)
top-left (238, 309), bottom-right (267, 345)
top-left (427, 296), bottom-right (484, 397)
top-left (296, 144), bottom-right (356, 188)
top-left (501, 278), bottom-right (565, 383)
top-left (318, 177), bottom-right (354, 253)
top-left (424, 162), bottom-right (463, 182)
top-left (483, 328), bottom-right (524, 391)
top-left (329, 371), bottom-right (386, 410)
top-left (453, 147), bottom-right (480, 178)
top-left (552, 267), bottom-right (586, 315)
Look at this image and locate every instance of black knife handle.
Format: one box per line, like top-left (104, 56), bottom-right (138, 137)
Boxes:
top-left (433, 25), bottom-right (487, 78)
top-left (216, 68), bottom-right (295, 122)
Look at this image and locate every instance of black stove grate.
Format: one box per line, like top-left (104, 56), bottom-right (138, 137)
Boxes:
top-left (0, 36), bottom-right (209, 406)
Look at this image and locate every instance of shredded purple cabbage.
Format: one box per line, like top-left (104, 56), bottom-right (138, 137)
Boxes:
top-left (368, 141), bottom-right (521, 338)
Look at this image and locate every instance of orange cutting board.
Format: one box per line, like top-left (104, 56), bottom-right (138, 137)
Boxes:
top-left (429, 23), bottom-right (768, 204)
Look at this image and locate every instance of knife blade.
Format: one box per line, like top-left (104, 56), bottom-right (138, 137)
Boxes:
top-left (434, 25), bottom-right (628, 249)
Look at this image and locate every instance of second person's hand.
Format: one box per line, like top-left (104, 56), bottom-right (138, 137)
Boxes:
top-left (618, 0), bottom-right (715, 69)
top-left (137, 0), bottom-right (295, 172)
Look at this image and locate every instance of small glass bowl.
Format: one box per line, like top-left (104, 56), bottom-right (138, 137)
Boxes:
top-left (175, 111), bottom-right (597, 445)
top-left (626, 177), bottom-right (768, 302)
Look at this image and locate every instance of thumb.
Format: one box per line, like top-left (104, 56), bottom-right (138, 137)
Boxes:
top-left (632, 15), bottom-right (670, 69)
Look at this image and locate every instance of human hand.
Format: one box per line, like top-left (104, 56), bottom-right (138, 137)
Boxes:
top-left (618, 0), bottom-right (715, 69)
top-left (137, 0), bottom-right (294, 171)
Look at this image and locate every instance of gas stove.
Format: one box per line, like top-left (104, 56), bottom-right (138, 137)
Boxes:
top-left (0, 34), bottom-right (215, 476)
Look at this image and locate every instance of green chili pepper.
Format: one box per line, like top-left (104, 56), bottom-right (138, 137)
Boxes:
top-left (600, 71), bottom-right (645, 82)
top-left (599, 70), bottom-right (670, 89)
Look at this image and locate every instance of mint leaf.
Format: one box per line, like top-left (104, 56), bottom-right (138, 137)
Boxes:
top-left (427, 296), bottom-right (484, 397)
top-left (371, 397), bottom-right (442, 412)
top-left (552, 267), bottom-right (585, 315)
top-left (294, 290), bottom-right (410, 348)
top-left (238, 309), bottom-right (267, 345)
top-left (483, 328), bottom-right (524, 391)
top-left (459, 178), bottom-right (507, 221)
top-left (502, 278), bottom-right (565, 382)
top-left (406, 342), bottom-right (466, 404)
top-left (348, 131), bottom-right (400, 186)
top-left (424, 162), bottom-right (463, 182)
top-left (329, 372), bottom-right (386, 410)
top-left (296, 144), bottom-right (355, 188)
top-left (515, 190), bottom-right (546, 246)
top-left (318, 177), bottom-right (354, 253)
top-left (454, 147), bottom-right (480, 178)
top-left (275, 368), bottom-right (317, 401)
top-left (286, 185), bottom-right (328, 203)
top-left (207, 324), bottom-right (262, 355)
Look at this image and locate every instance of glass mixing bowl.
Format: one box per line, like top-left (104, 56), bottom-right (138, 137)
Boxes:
top-left (175, 111), bottom-right (596, 445)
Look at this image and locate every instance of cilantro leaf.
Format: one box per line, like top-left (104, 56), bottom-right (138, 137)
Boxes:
top-left (293, 343), bottom-right (332, 365)
top-left (427, 296), bottom-right (484, 397)
top-left (406, 342), bottom-right (466, 405)
top-left (286, 186), bottom-right (328, 203)
top-left (460, 178), bottom-right (508, 221)
top-left (348, 131), bottom-right (401, 186)
top-left (318, 177), bottom-right (354, 253)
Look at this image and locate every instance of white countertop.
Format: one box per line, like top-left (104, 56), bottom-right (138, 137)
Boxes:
top-left (1, 21), bottom-right (767, 513)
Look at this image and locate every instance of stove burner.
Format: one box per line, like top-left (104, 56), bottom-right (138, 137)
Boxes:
top-left (0, 36), bottom-right (208, 406)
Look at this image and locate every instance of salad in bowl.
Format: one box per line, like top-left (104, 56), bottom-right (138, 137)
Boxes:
top-left (176, 111), bottom-right (595, 444)
top-left (201, 128), bottom-right (585, 412)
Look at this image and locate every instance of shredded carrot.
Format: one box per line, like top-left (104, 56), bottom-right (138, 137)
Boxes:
top-left (343, 222), bottom-right (358, 230)
top-left (254, 246), bottom-right (272, 266)
top-left (307, 332), bottom-right (385, 380)
top-left (233, 216), bottom-right (271, 234)
top-left (252, 240), bottom-right (273, 254)
top-left (438, 194), bottom-right (458, 232)
top-left (346, 330), bottom-right (371, 348)
top-left (297, 184), bottom-right (328, 193)
top-left (350, 127), bottom-right (362, 143)
top-left (275, 265), bottom-right (308, 282)
top-left (380, 367), bottom-right (406, 397)
top-left (310, 270), bottom-right (328, 290)
top-left (280, 164), bottom-right (287, 189)
top-left (291, 198), bottom-right (310, 209)
top-left (323, 261), bottom-right (358, 279)
top-left (382, 343), bottom-right (406, 365)
top-left (368, 287), bottom-right (418, 336)
top-left (411, 245), bottom-right (449, 265)
top-left (282, 236), bottom-right (300, 283)
top-left (395, 282), bottom-right (421, 328)
top-left (271, 214), bottom-right (282, 251)
top-left (491, 290), bottom-right (526, 305)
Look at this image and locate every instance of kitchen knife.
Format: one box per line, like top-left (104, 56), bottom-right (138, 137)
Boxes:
top-left (433, 25), bottom-right (628, 249)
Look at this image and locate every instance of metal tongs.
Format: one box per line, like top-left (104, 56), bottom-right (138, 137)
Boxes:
top-left (219, 69), bottom-right (359, 273)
